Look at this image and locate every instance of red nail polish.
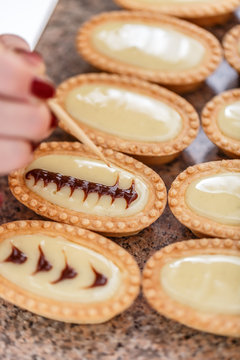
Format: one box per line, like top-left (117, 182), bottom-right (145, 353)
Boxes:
top-left (50, 112), bottom-right (58, 129)
top-left (31, 78), bottom-right (55, 99)
top-left (30, 142), bottom-right (41, 151)
top-left (0, 192), bottom-right (4, 207)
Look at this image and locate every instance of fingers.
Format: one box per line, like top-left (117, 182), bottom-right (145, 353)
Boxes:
top-left (0, 139), bottom-right (33, 176)
top-left (0, 34), bottom-right (30, 50)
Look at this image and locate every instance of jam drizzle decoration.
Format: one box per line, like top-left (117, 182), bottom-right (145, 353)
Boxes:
top-left (25, 168), bottom-right (138, 208)
top-left (52, 251), bottom-right (77, 284)
top-left (87, 266), bottom-right (108, 288)
top-left (33, 245), bottom-right (53, 275)
top-left (4, 244), bottom-right (27, 264)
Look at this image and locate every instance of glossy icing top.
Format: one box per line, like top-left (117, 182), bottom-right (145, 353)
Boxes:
top-left (217, 101), bottom-right (240, 141)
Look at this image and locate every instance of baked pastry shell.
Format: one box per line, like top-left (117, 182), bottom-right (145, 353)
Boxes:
top-left (202, 88), bottom-right (240, 158)
top-left (223, 25), bottom-right (240, 74)
top-left (56, 73), bottom-right (200, 165)
top-left (168, 160), bottom-right (240, 240)
top-left (114, 0), bottom-right (240, 26)
top-left (142, 238), bottom-right (240, 337)
top-left (0, 220), bottom-right (140, 323)
top-left (8, 142), bottom-right (167, 237)
top-left (76, 11), bottom-right (222, 93)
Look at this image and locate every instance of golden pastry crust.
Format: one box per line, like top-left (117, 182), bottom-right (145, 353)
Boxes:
top-left (202, 89), bottom-right (240, 158)
top-left (56, 73), bottom-right (199, 165)
top-left (168, 160), bottom-right (240, 240)
top-left (142, 238), bottom-right (240, 337)
top-left (0, 220), bottom-right (140, 323)
top-left (223, 25), bottom-right (240, 74)
top-left (114, 0), bottom-right (240, 26)
top-left (8, 142), bottom-right (167, 237)
top-left (76, 11), bottom-right (222, 93)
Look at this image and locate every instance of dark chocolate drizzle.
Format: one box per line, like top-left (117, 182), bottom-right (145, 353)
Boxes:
top-left (33, 245), bottom-right (52, 274)
top-left (25, 168), bottom-right (138, 208)
top-left (52, 252), bottom-right (77, 284)
top-left (4, 244), bottom-right (27, 264)
top-left (88, 266), bottom-right (108, 288)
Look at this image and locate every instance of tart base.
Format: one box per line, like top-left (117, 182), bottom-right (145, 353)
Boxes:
top-left (133, 152), bottom-right (180, 166)
top-left (188, 12), bottom-right (232, 27)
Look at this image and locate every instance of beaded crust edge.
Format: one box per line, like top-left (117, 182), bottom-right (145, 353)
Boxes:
top-left (142, 238), bottom-right (240, 337)
top-left (223, 25), bottom-right (240, 73)
top-left (56, 73), bottom-right (199, 157)
top-left (168, 160), bottom-right (240, 240)
top-left (0, 220), bottom-right (140, 323)
top-left (8, 142), bottom-right (167, 236)
top-left (76, 11), bottom-right (222, 87)
top-left (202, 88), bottom-right (240, 158)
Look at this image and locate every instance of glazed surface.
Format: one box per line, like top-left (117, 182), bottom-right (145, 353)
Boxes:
top-left (0, 234), bottom-right (121, 303)
top-left (185, 172), bottom-right (240, 226)
top-left (25, 155), bottom-right (149, 217)
top-left (217, 101), bottom-right (240, 141)
top-left (91, 22), bottom-right (206, 72)
top-left (161, 255), bottom-right (240, 315)
top-left (65, 84), bottom-right (182, 142)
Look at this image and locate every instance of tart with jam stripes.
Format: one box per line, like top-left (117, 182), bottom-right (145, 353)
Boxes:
top-left (56, 73), bottom-right (199, 165)
top-left (77, 11), bottom-right (222, 93)
top-left (0, 220), bottom-right (140, 323)
top-left (168, 160), bottom-right (240, 240)
top-left (9, 142), bottom-right (166, 237)
top-left (143, 238), bottom-right (240, 337)
top-left (202, 89), bottom-right (240, 158)
top-left (223, 25), bottom-right (240, 74)
top-left (114, 0), bottom-right (240, 26)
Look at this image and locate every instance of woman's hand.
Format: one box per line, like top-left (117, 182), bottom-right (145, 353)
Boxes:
top-left (0, 34), bottom-right (57, 175)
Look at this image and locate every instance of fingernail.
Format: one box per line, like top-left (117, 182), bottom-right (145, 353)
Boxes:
top-left (15, 48), bottom-right (43, 65)
top-left (30, 142), bottom-right (41, 151)
top-left (31, 78), bottom-right (55, 99)
top-left (50, 112), bottom-right (58, 129)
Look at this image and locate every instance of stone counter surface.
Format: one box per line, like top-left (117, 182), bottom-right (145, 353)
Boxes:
top-left (0, 1), bottom-right (240, 359)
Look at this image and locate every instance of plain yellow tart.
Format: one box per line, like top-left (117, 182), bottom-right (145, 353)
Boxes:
top-left (202, 89), bottom-right (240, 158)
top-left (56, 73), bottom-right (199, 165)
top-left (77, 11), bottom-right (222, 93)
top-left (168, 160), bottom-right (240, 240)
top-left (8, 142), bottom-right (166, 237)
top-left (0, 220), bottom-right (140, 323)
top-left (143, 238), bottom-right (240, 337)
top-left (223, 25), bottom-right (240, 74)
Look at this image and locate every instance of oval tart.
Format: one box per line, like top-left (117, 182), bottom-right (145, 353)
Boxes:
top-left (77, 11), bottom-right (222, 93)
top-left (202, 89), bottom-right (240, 158)
top-left (168, 160), bottom-right (240, 240)
top-left (114, 0), bottom-right (240, 27)
top-left (9, 142), bottom-right (167, 237)
top-left (56, 73), bottom-right (199, 165)
top-left (0, 220), bottom-right (140, 323)
top-left (223, 25), bottom-right (240, 74)
top-left (143, 238), bottom-right (240, 337)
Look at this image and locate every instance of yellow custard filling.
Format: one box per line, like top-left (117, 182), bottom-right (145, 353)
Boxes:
top-left (91, 22), bottom-right (206, 72)
top-left (185, 172), bottom-right (240, 226)
top-left (161, 255), bottom-right (240, 315)
top-left (0, 234), bottom-right (121, 303)
top-left (65, 84), bottom-right (182, 142)
top-left (217, 101), bottom-right (240, 141)
top-left (25, 155), bottom-right (149, 217)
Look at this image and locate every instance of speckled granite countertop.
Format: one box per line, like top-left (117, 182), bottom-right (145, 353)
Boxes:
top-left (0, 1), bottom-right (240, 359)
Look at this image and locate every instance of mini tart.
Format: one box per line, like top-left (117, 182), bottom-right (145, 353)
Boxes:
top-left (168, 160), bottom-right (240, 240)
top-left (223, 25), bottom-right (240, 74)
top-left (0, 220), bottom-right (140, 323)
top-left (142, 238), bottom-right (240, 337)
top-left (77, 11), bottom-right (222, 93)
top-left (8, 142), bottom-right (166, 237)
top-left (202, 89), bottom-right (240, 158)
top-left (114, 0), bottom-right (240, 27)
top-left (56, 73), bottom-right (199, 165)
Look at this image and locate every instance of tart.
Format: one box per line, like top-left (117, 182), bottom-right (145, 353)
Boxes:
top-left (202, 89), bottom-right (240, 158)
top-left (143, 238), bottom-right (240, 337)
top-left (56, 73), bottom-right (199, 165)
top-left (168, 160), bottom-right (240, 240)
top-left (223, 25), bottom-right (240, 74)
top-left (9, 142), bottom-right (167, 237)
top-left (77, 11), bottom-right (222, 93)
top-left (0, 220), bottom-right (140, 323)
top-left (114, 0), bottom-right (240, 27)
